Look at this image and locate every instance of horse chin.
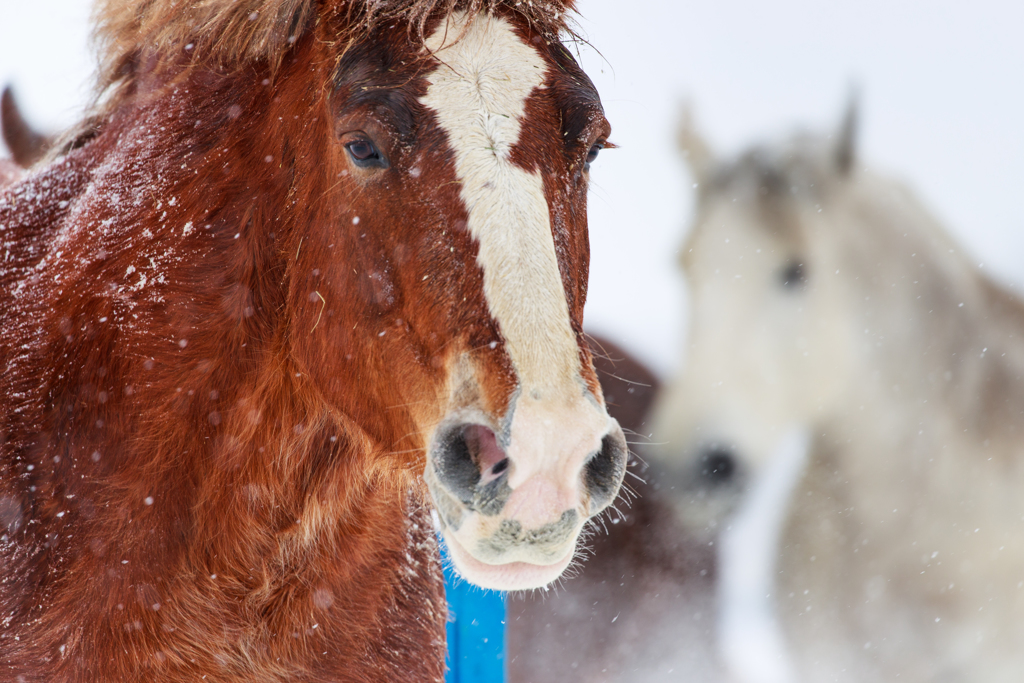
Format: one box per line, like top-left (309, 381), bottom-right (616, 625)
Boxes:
top-left (442, 529), bottom-right (576, 591)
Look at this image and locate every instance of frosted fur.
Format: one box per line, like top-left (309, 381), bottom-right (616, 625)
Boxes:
top-left (422, 11), bottom-right (580, 395)
top-left (0, 0), bottom-right (622, 676)
top-left (93, 0), bottom-right (575, 91)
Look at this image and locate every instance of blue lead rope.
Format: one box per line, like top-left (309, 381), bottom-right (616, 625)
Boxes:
top-left (442, 544), bottom-right (507, 683)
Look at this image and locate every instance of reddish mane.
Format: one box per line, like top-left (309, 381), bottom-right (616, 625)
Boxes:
top-left (0, 0), bottom-right (624, 681)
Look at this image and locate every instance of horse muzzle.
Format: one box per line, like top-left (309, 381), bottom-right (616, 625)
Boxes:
top-left (425, 397), bottom-right (628, 590)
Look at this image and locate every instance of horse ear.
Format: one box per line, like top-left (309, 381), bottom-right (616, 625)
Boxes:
top-left (1, 85), bottom-right (51, 168)
top-left (676, 102), bottom-right (714, 186)
top-left (833, 90), bottom-right (859, 175)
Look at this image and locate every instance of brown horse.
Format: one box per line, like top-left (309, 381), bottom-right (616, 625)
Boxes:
top-left (508, 335), bottom-right (726, 683)
top-left (0, 1), bottom-right (627, 680)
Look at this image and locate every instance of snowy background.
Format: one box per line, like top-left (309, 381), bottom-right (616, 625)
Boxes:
top-left (1, 0), bottom-right (1022, 378)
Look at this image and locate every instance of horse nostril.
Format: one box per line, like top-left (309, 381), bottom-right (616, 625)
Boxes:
top-left (431, 423), bottom-right (509, 508)
top-left (699, 446), bottom-right (736, 485)
top-left (583, 429), bottom-right (628, 515)
top-left (433, 426), bottom-right (482, 504)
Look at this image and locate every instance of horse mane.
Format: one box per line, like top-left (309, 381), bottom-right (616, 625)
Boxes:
top-left (93, 0), bottom-right (577, 108)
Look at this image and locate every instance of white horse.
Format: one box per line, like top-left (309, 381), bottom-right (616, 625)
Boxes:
top-left (647, 103), bottom-right (1024, 683)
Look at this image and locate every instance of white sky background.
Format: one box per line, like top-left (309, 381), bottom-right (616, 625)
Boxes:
top-left (1, 0), bottom-right (1022, 376)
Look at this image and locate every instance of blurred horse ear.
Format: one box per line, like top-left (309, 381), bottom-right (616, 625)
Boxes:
top-left (833, 89), bottom-right (859, 175)
top-left (676, 102), bottom-right (714, 186)
top-left (1, 86), bottom-right (51, 168)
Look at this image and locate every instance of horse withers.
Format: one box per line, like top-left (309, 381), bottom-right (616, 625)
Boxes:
top-left (647, 103), bottom-right (1024, 682)
top-left (0, 1), bottom-right (627, 680)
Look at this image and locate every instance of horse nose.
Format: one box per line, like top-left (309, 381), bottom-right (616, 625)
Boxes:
top-left (698, 445), bottom-right (737, 485)
top-left (430, 419), bottom-right (628, 522)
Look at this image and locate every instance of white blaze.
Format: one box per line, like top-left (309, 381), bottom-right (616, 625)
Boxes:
top-left (421, 12), bottom-right (580, 396)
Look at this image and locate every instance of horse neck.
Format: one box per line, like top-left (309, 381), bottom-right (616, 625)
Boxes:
top-left (821, 170), bottom-right (1024, 449)
top-left (798, 178), bottom-right (1024, 591)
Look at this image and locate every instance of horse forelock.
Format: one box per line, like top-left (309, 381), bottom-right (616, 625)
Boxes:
top-left (93, 0), bottom-right (578, 112)
top-left (705, 135), bottom-right (834, 200)
top-left (683, 134), bottom-right (846, 267)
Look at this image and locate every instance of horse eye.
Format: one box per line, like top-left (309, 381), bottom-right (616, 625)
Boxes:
top-left (780, 261), bottom-right (806, 289)
top-left (345, 139), bottom-right (383, 167)
top-left (584, 143), bottom-right (603, 169)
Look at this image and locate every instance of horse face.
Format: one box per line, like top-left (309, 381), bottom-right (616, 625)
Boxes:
top-left (646, 150), bottom-right (858, 532)
top-left (295, 11), bottom-right (626, 590)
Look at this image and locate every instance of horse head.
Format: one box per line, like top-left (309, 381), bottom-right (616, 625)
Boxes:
top-left (37, 0), bottom-right (626, 594)
top-left (322, 10), bottom-right (630, 590)
top-left (645, 101), bottom-right (862, 534)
